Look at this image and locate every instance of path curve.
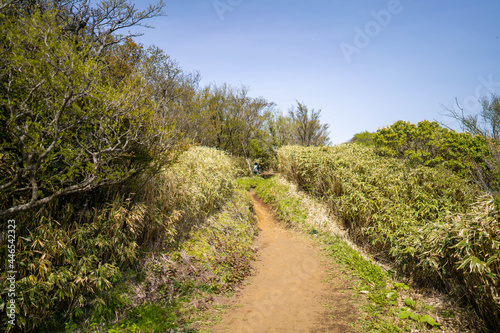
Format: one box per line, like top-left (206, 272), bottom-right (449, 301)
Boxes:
top-left (211, 191), bottom-right (358, 333)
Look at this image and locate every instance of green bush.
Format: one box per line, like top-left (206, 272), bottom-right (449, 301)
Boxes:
top-left (277, 144), bottom-right (499, 331)
top-left (0, 147), bottom-right (241, 331)
top-left (107, 188), bottom-right (257, 332)
top-left (351, 131), bottom-right (375, 146)
top-left (373, 120), bottom-right (490, 179)
top-left (410, 195), bottom-right (500, 327)
top-left (141, 146), bottom-right (239, 246)
top-left (0, 3), bottom-right (169, 218)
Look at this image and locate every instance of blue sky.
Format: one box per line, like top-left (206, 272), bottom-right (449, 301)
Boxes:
top-left (131, 0), bottom-right (500, 144)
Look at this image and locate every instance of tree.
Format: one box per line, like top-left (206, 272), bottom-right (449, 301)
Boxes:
top-left (136, 42), bottom-right (201, 147)
top-left (288, 101), bottom-right (330, 146)
top-left (444, 94), bottom-right (500, 140)
top-left (264, 110), bottom-right (295, 148)
top-left (350, 131), bottom-right (375, 146)
top-left (191, 84), bottom-right (276, 171)
top-left (373, 120), bottom-right (491, 186)
top-left (0, 0), bottom-right (167, 217)
top-left (443, 94), bottom-right (500, 192)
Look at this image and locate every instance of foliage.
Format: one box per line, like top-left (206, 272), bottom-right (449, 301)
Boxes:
top-left (276, 144), bottom-right (500, 331)
top-left (288, 101), bottom-right (330, 147)
top-left (350, 131), bottom-right (375, 146)
top-left (0, 147), bottom-right (242, 331)
top-left (411, 195), bottom-right (500, 328)
top-left (141, 146), bottom-right (240, 246)
top-left (373, 120), bottom-right (490, 180)
top-left (264, 111), bottom-right (296, 148)
top-left (0, 0), bottom-right (168, 218)
top-left (248, 175), bottom-right (448, 332)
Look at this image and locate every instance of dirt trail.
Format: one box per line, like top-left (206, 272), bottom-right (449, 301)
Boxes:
top-left (210, 191), bottom-right (358, 333)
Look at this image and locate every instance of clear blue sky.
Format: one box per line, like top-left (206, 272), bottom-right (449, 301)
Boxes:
top-left (131, 0), bottom-right (500, 144)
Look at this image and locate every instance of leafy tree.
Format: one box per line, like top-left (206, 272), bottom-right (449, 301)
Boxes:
top-left (374, 120), bottom-right (491, 186)
top-left (350, 131), bottom-right (375, 146)
top-left (288, 101), bottom-right (330, 146)
top-left (0, 0), bottom-right (166, 217)
top-left (443, 94), bottom-right (500, 192)
top-left (264, 110), bottom-right (295, 148)
top-left (193, 84), bottom-right (276, 171)
top-left (139, 44), bottom-right (201, 144)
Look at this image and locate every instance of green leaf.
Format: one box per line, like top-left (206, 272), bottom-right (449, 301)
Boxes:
top-left (420, 314), bottom-right (439, 326)
top-left (394, 282), bottom-right (409, 290)
top-left (404, 297), bottom-right (416, 309)
top-left (409, 313), bottom-right (421, 321)
top-left (398, 311), bottom-right (411, 319)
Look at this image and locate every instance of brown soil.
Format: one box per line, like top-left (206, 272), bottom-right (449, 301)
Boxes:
top-left (210, 191), bottom-right (359, 333)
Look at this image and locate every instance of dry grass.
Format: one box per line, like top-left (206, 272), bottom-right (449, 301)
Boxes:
top-left (273, 175), bottom-right (375, 264)
top-left (251, 174), bottom-right (482, 332)
top-left (276, 144), bottom-right (499, 331)
top-left (0, 146), bottom-right (246, 332)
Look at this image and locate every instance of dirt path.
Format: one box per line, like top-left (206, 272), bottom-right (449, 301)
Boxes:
top-left (210, 191), bottom-right (358, 333)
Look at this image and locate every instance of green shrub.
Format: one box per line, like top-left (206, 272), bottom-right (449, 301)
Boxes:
top-left (410, 195), bottom-right (500, 327)
top-left (277, 144), bottom-right (499, 331)
top-left (107, 188), bottom-right (257, 332)
top-left (0, 3), bottom-right (169, 219)
top-left (140, 146), bottom-right (239, 246)
top-left (351, 131), bottom-right (375, 146)
top-left (373, 120), bottom-right (490, 180)
top-left (0, 147), bottom-right (240, 331)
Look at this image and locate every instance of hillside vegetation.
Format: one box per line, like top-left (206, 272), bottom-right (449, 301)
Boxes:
top-left (240, 175), bottom-right (473, 332)
top-left (0, 1), bottom-right (329, 331)
top-left (2, 1), bottom-right (500, 332)
top-left (1, 147), bottom-right (258, 331)
top-left (373, 120), bottom-right (497, 190)
top-left (277, 144), bottom-right (500, 331)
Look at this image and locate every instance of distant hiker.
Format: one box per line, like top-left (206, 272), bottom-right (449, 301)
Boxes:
top-left (253, 162), bottom-right (259, 176)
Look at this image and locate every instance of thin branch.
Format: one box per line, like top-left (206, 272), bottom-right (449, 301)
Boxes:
top-left (0, 0), bottom-right (15, 11)
top-left (0, 175), bottom-right (98, 218)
